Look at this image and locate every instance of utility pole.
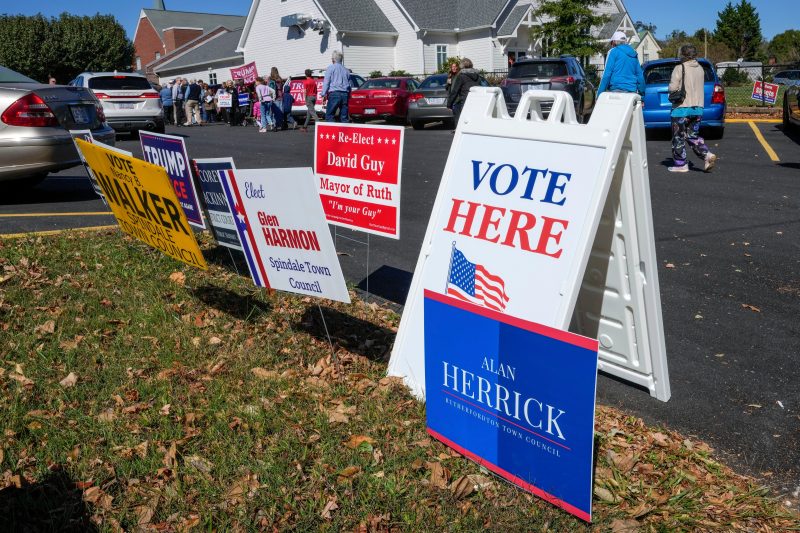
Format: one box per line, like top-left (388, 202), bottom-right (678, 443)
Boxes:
top-left (704, 29), bottom-right (708, 59)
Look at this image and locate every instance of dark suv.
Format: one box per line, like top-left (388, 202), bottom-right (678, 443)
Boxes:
top-left (500, 56), bottom-right (596, 122)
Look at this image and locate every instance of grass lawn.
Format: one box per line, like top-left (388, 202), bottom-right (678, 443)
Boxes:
top-left (724, 84), bottom-right (787, 108)
top-left (0, 229), bottom-right (797, 531)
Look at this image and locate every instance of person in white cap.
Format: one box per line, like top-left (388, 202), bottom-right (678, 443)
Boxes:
top-left (597, 31), bottom-right (644, 96)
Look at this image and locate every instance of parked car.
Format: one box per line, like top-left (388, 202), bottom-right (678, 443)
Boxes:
top-left (500, 55), bottom-right (596, 123)
top-left (349, 77), bottom-right (419, 122)
top-left (783, 82), bottom-right (800, 131)
top-left (641, 58), bottom-right (726, 138)
top-left (772, 70), bottom-right (800, 86)
top-left (69, 72), bottom-right (164, 135)
top-left (287, 69), bottom-right (365, 118)
top-left (407, 73), bottom-right (489, 130)
top-left (0, 65), bottom-right (115, 187)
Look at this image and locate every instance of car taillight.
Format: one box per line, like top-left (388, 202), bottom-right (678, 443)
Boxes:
top-left (140, 92), bottom-right (160, 98)
top-left (501, 78), bottom-right (520, 87)
top-left (93, 92), bottom-right (112, 99)
top-left (551, 76), bottom-right (575, 85)
top-left (408, 92), bottom-right (424, 102)
top-left (95, 102), bottom-right (106, 123)
top-left (712, 84), bottom-right (725, 104)
top-left (1, 93), bottom-right (59, 127)
top-left (351, 93), bottom-right (366, 99)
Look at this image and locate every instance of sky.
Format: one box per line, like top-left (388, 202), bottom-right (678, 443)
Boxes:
top-left (0, 0), bottom-right (794, 40)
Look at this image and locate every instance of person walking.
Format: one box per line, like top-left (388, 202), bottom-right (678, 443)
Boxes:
top-left (203, 87), bottom-right (216, 123)
top-left (281, 77), bottom-right (298, 130)
top-left (321, 50), bottom-right (351, 123)
top-left (446, 58), bottom-right (481, 127)
top-left (184, 79), bottom-right (202, 126)
top-left (172, 78), bottom-right (185, 126)
top-left (668, 44), bottom-right (717, 173)
top-left (159, 81), bottom-right (174, 126)
top-left (300, 69), bottom-right (317, 132)
top-left (228, 81), bottom-right (240, 127)
top-left (255, 77), bottom-right (276, 132)
top-left (597, 31), bottom-right (645, 96)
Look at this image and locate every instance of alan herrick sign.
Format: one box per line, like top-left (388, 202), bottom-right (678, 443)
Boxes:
top-left (424, 290), bottom-right (599, 521)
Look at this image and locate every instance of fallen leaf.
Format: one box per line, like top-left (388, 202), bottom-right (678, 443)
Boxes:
top-left (159, 404), bottom-right (171, 416)
top-left (742, 303), bottom-right (761, 312)
top-left (208, 336), bottom-right (222, 345)
top-left (83, 486), bottom-right (113, 510)
top-left (466, 474), bottom-right (495, 491)
top-left (651, 432), bottom-right (670, 447)
top-left (9, 373), bottom-right (33, 387)
top-left (251, 367), bottom-right (278, 380)
top-left (59, 335), bottom-right (84, 351)
top-left (97, 408), bottom-right (115, 422)
top-left (186, 455), bottom-right (213, 474)
top-left (594, 486), bottom-right (618, 503)
top-left (337, 465), bottom-right (361, 482)
top-left (449, 476), bottom-right (474, 500)
top-left (320, 496), bottom-right (339, 520)
top-left (59, 372), bottom-right (78, 388)
top-left (611, 518), bottom-right (640, 532)
top-left (665, 263), bottom-right (676, 269)
top-left (133, 440), bottom-right (149, 459)
top-left (135, 504), bottom-right (155, 526)
top-left (163, 441), bottom-right (177, 468)
top-left (428, 461), bottom-right (449, 489)
top-left (169, 271), bottom-right (186, 285)
top-left (343, 435), bottom-right (375, 450)
top-left (34, 320), bottom-right (55, 335)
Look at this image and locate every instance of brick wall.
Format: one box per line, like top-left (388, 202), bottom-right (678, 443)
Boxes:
top-left (133, 17), bottom-right (164, 71)
top-left (163, 28), bottom-right (205, 53)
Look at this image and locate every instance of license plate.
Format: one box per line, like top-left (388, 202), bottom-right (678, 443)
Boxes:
top-left (70, 105), bottom-right (90, 124)
top-left (117, 103), bottom-right (136, 110)
top-left (365, 108), bottom-right (376, 115)
top-left (524, 84), bottom-right (547, 91)
top-left (426, 97), bottom-right (445, 105)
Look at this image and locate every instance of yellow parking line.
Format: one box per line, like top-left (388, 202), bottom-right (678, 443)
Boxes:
top-left (727, 118), bottom-right (781, 123)
top-left (0, 211), bottom-right (112, 218)
top-left (1, 225), bottom-right (118, 239)
top-left (747, 121), bottom-right (780, 162)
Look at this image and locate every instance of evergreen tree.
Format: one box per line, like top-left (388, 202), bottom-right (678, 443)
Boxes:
top-left (768, 30), bottom-right (800, 64)
top-left (714, 0), bottom-right (762, 60)
top-left (530, 0), bottom-right (610, 58)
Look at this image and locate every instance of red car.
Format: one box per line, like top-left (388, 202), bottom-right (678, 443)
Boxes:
top-left (349, 77), bottom-right (419, 122)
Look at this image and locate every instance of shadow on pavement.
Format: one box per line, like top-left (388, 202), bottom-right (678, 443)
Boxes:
top-left (297, 305), bottom-right (394, 362)
top-left (777, 123), bottom-right (800, 145)
top-left (357, 265), bottom-right (413, 305)
top-left (0, 174), bottom-right (100, 206)
top-left (0, 469), bottom-right (97, 531)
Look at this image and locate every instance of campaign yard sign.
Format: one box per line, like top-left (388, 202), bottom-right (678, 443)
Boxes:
top-left (139, 131), bottom-right (205, 229)
top-left (74, 139), bottom-right (207, 270)
top-left (751, 80), bottom-right (779, 105)
top-left (230, 62), bottom-right (258, 84)
top-left (193, 158), bottom-right (243, 250)
top-left (217, 167), bottom-right (350, 303)
top-left (424, 289), bottom-right (598, 521)
top-left (69, 130), bottom-right (107, 202)
top-left (315, 122), bottom-right (403, 238)
top-left (217, 93), bottom-right (232, 108)
top-left (289, 78), bottom-right (324, 108)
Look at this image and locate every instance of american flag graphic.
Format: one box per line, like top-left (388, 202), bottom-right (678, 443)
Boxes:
top-left (447, 246), bottom-right (509, 312)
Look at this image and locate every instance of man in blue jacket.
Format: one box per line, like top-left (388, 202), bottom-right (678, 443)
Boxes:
top-left (597, 31), bottom-right (645, 96)
top-left (159, 82), bottom-right (174, 126)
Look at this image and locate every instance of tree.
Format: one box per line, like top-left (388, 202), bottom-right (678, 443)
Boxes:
top-left (714, 0), bottom-right (762, 60)
top-left (530, 0), bottom-right (610, 58)
top-left (0, 13), bottom-right (133, 83)
top-left (768, 30), bottom-right (800, 64)
top-left (660, 28), bottom-right (732, 64)
top-left (634, 21), bottom-right (657, 36)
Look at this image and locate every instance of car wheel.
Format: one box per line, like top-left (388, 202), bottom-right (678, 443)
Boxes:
top-left (411, 120), bottom-right (425, 130)
top-left (155, 124), bottom-right (166, 134)
top-left (784, 96), bottom-right (795, 132)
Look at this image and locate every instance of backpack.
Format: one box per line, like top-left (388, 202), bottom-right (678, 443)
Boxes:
top-left (270, 79), bottom-right (283, 100)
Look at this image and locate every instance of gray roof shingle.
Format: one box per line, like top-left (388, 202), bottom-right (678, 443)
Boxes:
top-left (496, 4), bottom-right (529, 37)
top-left (596, 12), bottom-right (625, 40)
top-left (143, 8), bottom-right (247, 39)
top-left (156, 29), bottom-right (243, 72)
top-left (317, 0), bottom-right (397, 34)
top-left (398, 0), bottom-right (508, 31)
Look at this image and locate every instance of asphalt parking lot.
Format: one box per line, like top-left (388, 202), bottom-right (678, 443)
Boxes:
top-left (2, 117), bottom-right (799, 500)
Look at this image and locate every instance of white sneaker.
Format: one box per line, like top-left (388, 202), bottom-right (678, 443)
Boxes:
top-left (668, 165), bottom-right (689, 173)
top-left (258, 128), bottom-right (266, 133)
top-left (704, 153), bottom-right (717, 172)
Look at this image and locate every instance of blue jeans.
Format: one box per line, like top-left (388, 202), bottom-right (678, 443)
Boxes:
top-left (276, 100), bottom-right (296, 126)
top-left (325, 91), bottom-right (349, 123)
top-left (260, 101), bottom-right (274, 129)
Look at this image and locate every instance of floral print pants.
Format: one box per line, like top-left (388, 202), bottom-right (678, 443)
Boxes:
top-left (671, 115), bottom-right (709, 167)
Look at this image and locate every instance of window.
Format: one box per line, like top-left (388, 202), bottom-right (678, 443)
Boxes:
top-left (643, 53), bottom-right (650, 62)
top-left (155, 52), bottom-right (161, 60)
top-left (436, 45), bottom-right (448, 70)
top-left (209, 72), bottom-right (217, 85)
top-left (88, 76), bottom-right (152, 90)
top-left (135, 57), bottom-right (141, 70)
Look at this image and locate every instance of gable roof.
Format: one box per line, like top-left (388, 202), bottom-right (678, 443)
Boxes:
top-left (398, 0), bottom-right (509, 32)
top-left (596, 12), bottom-right (626, 40)
top-left (143, 8), bottom-right (247, 40)
top-left (317, 0), bottom-right (397, 34)
top-left (156, 29), bottom-right (244, 73)
top-left (497, 4), bottom-right (530, 37)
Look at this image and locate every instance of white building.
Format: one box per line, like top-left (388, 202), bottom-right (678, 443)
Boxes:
top-left (630, 30), bottom-right (662, 64)
top-left (236, 0), bottom-right (636, 77)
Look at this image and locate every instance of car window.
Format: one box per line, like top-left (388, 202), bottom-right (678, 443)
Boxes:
top-left (0, 66), bottom-right (37, 83)
top-left (419, 75), bottom-right (448, 89)
top-left (360, 79), bottom-right (402, 89)
top-left (775, 71), bottom-right (787, 78)
top-left (509, 61), bottom-right (568, 79)
top-left (88, 76), bottom-right (152, 90)
top-left (350, 75), bottom-right (365, 88)
top-left (407, 79), bottom-right (419, 90)
top-left (644, 63), bottom-right (715, 84)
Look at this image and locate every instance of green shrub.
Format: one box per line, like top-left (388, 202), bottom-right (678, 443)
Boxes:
top-left (369, 70), bottom-right (383, 78)
top-left (721, 67), bottom-right (752, 86)
top-left (388, 69), bottom-right (410, 77)
top-left (436, 57), bottom-right (462, 74)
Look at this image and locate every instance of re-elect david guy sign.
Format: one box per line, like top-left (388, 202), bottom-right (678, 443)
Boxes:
top-left (139, 131), bottom-right (206, 229)
top-left (193, 158), bottom-right (243, 250)
top-left (424, 290), bottom-right (599, 521)
top-left (218, 167), bottom-right (350, 303)
top-left (315, 122), bottom-right (403, 238)
top-left (75, 138), bottom-right (207, 270)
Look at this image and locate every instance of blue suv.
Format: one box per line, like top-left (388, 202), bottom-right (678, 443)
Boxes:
top-left (642, 58), bottom-right (726, 138)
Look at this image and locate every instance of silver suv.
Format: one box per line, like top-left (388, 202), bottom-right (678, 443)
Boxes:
top-left (69, 72), bottom-right (164, 135)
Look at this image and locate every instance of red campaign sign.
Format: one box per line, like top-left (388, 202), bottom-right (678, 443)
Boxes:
top-left (751, 80), bottom-right (778, 104)
top-left (314, 123), bottom-right (404, 239)
top-left (230, 62), bottom-right (258, 84)
top-left (289, 79), bottom-right (325, 107)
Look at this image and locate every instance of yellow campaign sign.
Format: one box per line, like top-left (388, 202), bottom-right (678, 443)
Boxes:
top-left (75, 139), bottom-right (207, 270)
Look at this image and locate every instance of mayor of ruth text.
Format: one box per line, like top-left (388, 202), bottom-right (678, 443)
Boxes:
top-left (444, 160), bottom-right (573, 259)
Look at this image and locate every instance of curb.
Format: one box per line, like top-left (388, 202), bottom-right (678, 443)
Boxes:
top-left (728, 106), bottom-right (780, 115)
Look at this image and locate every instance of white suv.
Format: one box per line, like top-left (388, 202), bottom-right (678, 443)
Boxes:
top-left (69, 72), bottom-right (164, 135)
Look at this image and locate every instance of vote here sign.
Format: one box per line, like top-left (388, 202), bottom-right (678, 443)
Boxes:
top-left (424, 289), bottom-right (598, 521)
top-left (74, 139), bottom-right (207, 270)
top-left (218, 167), bottom-right (350, 303)
top-left (314, 122), bottom-right (403, 239)
top-left (140, 131), bottom-right (206, 229)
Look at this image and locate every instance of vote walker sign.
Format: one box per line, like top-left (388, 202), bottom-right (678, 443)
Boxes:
top-left (315, 122), bottom-right (403, 238)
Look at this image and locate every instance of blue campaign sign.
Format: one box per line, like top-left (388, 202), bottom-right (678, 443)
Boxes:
top-left (139, 131), bottom-right (205, 229)
top-left (424, 289), bottom-right (599, 522)
top-left (193, 158), bottom-right (243, 251)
